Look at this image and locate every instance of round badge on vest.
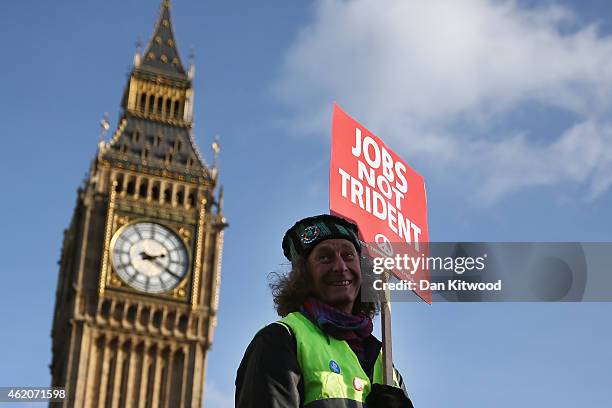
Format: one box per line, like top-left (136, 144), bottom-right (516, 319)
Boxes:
top-left (353, 377), bottom-right (364, 391)
top-left (329, 360), bottom-right (341, 374)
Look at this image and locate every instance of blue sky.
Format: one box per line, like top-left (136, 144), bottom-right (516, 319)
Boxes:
top-left (1, 0), bottom-right (611, 407)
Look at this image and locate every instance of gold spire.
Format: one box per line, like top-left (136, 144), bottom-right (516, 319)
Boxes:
top-left (140, 0), bottom-right (186, 78)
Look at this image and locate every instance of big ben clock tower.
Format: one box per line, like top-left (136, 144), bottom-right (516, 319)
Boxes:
top-left (50, 1), bottom-right (227, 406)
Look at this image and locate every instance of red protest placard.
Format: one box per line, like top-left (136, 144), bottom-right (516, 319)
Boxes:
top-left (330, 103), bottom-right (431, 303)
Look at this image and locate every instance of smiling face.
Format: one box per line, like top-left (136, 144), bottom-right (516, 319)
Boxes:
top-left (306, 238), bottom-right (362, 314)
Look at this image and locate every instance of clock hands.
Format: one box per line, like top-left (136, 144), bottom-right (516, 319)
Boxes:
top-left (136, 250), bottom-right (180, 280)
top-left (139, 251), bottom-right (167, 261)
top-left (149, 257), bottom-right (182, 280)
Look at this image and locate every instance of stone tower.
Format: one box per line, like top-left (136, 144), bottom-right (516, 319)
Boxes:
top-left (50, 1), bottom-right (226, 406)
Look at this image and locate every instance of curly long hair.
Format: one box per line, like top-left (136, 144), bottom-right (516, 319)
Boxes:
top-left (269, 259), bottom-right (379, 318)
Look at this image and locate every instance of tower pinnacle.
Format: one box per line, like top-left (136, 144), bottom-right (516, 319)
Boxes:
top-left (140, 0), bottom-right (187, 78)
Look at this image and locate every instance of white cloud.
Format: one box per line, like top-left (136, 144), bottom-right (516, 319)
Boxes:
top-left (272, 0), bottom-right (612, 203)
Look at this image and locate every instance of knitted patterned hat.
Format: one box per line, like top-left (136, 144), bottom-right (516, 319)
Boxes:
top-left (282, 214), bottom-right (361, 263)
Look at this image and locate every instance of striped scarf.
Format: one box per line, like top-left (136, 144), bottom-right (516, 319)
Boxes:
top-left (300, 297), bottom-right (373, 368)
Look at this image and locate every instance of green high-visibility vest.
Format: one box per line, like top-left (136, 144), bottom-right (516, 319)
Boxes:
top-left (277, 312), bottom-right (400, 407)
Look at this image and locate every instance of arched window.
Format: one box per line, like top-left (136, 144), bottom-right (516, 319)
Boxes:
top-left (101, 300), bottom-right (111, 318)
top-left (159, 351), bottom-right (169, 404)
top-left (105, 342), bottom-right (117, 408)
top-left (139, 307), bottom-right (150, 326)
top-left (113, 302), bottom-right (124, 322)
top-left (114, 175), bottom-right (124, 193)
top-left (139, 94), bottom-right (147, 112)
top-left (176, 188), bottom-right (184, 206)
top-left (157, 96), bottom-right (163, 115)
top-left (127, 178), bottom-right (135, 195)
top-left (145, 362), bottom-right (155, 408)
top-left (178, 315), bottom-right (188, 333)
top-left (139, 180), bottom-right (148, 198)
top-left (165, 311), bottom-right (175, 331)
top-left (126, 305), bottom-right (137, 324)
top-left (152, 310), bottom-right (162, 329)
top-left (169, 349), bottom-right (185, 406)
top-left (165, 99), bottom-right (171, 118)
top-left (152, 183), bottom-right (160, 200)
top-left (118, 342), bottom-right (130, 407)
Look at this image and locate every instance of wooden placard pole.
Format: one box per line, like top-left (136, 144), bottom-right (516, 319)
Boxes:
top-left (381, 270), bottom-right (394, 385)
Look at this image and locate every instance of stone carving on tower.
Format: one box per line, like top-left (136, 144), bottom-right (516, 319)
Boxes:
top-left (50, 1), bottom-right (227, 406)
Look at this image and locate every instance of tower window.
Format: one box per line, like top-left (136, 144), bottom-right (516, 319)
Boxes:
top-left (139, 94), bottom-right (146, 112)
top-left (127, 179), bottom-right (135, 195)
top-left (139, 180), bottom-right (148, 198)
top-left (163, 187), bottom-right (171, 203)
top-left (126, 305), bottom-right (137, 324)
top-left (113, 302), bottom-right (124, 322)
top-left (157, 96), bottom-right (163, 115)
top-left (152, 183), bottom-right (160, 200)
top-left (105, 354), bottom-right (116, 408)
top-left (149, 95), bottom-right (155, 114)
top-left (101, 300), bottom-right (111, 318)
top-left (139, 307), bottom-right (150, 326)
top-left (165, 99), bottom-right (171, 118)
top-left (165, 312), bottom-right (176, 331)
top-left (174, 101), bottom-right (181, 119)
top-left (152, 310), bottom-right (162, 329)
top-left (114, 175), bottom-right (124, 193)
top-left (188, 191), bottom-right (196, 207)
top-left (170, 350), bottom-right (185, 405)
top-left (145, 362), bottom-right (155, 408)
top-left (118, 344), bottom-right (130, 407)
top-left (178, 315), bottom-right (188, 333)
top-left (159, 359), bottom-right (168, 404)
top-left (176, 189), bottom-right (184, 206)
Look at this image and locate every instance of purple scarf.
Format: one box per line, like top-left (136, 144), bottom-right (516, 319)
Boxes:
top-left (300, 297), bottom-right (373, 367)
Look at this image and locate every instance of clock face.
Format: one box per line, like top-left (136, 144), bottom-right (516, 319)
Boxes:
top-left (111, 222), bottom-right (189, 294)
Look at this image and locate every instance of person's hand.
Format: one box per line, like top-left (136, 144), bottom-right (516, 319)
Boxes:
top-left (365, 383), bottom-right (414, 408)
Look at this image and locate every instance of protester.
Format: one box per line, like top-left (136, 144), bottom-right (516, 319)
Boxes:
top-left (235, 214), bottom-right (415, 407)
